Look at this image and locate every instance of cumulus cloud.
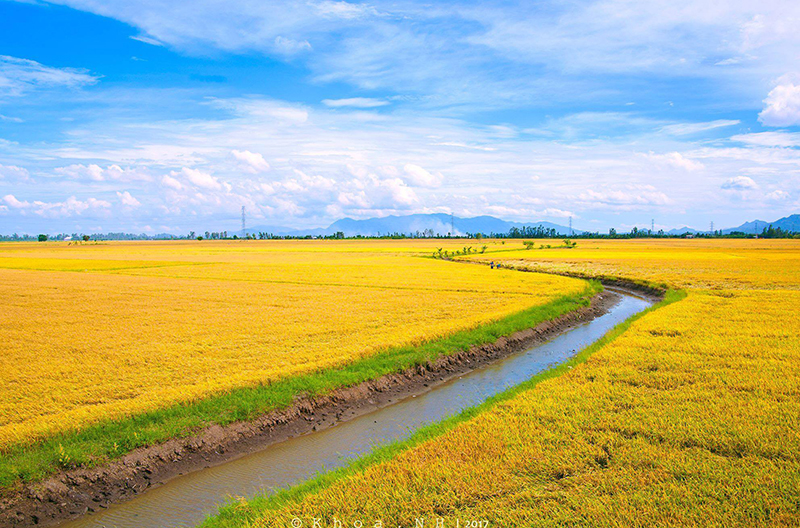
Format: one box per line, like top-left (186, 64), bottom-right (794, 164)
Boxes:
top-left (55, 164), bottom-right (151, 182)
top-left (171, 167), bottom-right (224, 190)
top-left (2, 194), bottom-right (110, 218)
top-left (161, 174), bottom-right (183, 190)
top-left (759, 74), bottom-right (800, 127)
top-left (322, 97), bottom-right (389, 108)
top-left (766, 189), bottom-right (789, 201)
top-left (56, 163), bottom-right (104, 181)
top-left (403, 164), bottom-right (442, 188)
top-left (647, 152), bottom-right (704, 171)
top-left (231, 149), bottom-right (270, 173)
top-left (3, 194), bottom-right (29, 208)
top-left (116, 191), bottom-right (141, 207)
top-left (342, 165), bottom-right (419, 209)
top-left (722, 176), bottom-right (759, 190)
top-left (0, 164), bottom-right (30, 181)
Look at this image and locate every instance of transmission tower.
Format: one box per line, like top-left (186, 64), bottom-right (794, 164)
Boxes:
top-left (651, 218), bottom-right (654, 233)
top-left (451, 213), bottom-right (454, 237)
top-left (569, 216), bottom-right (573, 236)
top-left (242, 206), bottom-right (246, 234)
top-left (710, 221), bottom-right (714, 235)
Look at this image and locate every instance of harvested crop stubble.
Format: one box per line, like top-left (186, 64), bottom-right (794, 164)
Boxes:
top-left (208, 239), bottom-right (800, 527)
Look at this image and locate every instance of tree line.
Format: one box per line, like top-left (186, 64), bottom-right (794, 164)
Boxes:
top-left (4, 223), bottom-right (797, 242)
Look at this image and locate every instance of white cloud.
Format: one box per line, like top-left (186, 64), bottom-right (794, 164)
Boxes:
top-left (7, 88), bottom-right (800, 232)
top-left (378, 177), bottom-right (418, 207)
top-left (660, 119), bottom-right (740, 135)
top-left (315, 1), bottom-right (378, 20)
top-left (647, 152), bottom-right (704, 171)
top-left (485, 205), bottom-right (574, 219)
top-left (403, 164), bottom-right (443, 188)
top-left (0, 114), bottom-right (23, 123)
top-left (231, 149), bottom-right (270, 173)
top-left (56, 163), bottom-right (104, 181)
top-left (0, 164), bottom-right (30, 181)
top-left (722, 175), bottom-right (759, 190)
top-left (766, 189), bottom-right (789, 201)
top-left (210, 98), bottom-right (309, 124)
top-left (0, 55), bottom-right (97, 99)
top-left (274, 36), bottom-right (312, 55)
top-left (322, 97), bottom-right (389, 108)
top-left (116, 191), bottom-right (141, 207)
top-left (2, 194), bottom-right (111, 218)
top-left (172, 167), bottom-right (223, 190)
top-left (41, 0), bottom-right (800, 110)
top-left (731, 131), bottom-right (800, 148)
top-left (3, 194), bottom-right (29, 208)
top-left (433, 141), bottom-right (497, 151)
top-left (161, 174), bottom-right (183, 190)
top-left (579, 186), bottom-right (671, 206)
top-left (759, 74), bottom-right (800, 127)
top-left (55, 163), bottom-right (152, 182)
top-left (130, 34), bottom-right (164, 47)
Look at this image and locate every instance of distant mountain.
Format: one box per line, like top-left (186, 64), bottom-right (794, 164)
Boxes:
top-left (722, 214), bottom-right (800, 234)
top-left (667, 226), bottom-right (701, 235)
top-left (243, 213), bottom-right (582, 237)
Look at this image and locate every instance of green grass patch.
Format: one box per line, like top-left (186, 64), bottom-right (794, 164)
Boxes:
top-left (0, 282), bottom-right (602, 489)
top-left (201, 288), bottom-right (686, 528)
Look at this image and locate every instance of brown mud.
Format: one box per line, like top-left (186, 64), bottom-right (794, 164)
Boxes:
top-left (1, 282), bottom-right (655, 527)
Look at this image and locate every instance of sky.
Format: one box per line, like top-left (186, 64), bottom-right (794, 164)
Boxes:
top-left (1, 0), bottom-right (799, 235)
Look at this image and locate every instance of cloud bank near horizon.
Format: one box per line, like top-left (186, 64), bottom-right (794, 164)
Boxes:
top-left (0, 0), bottom-right (799, 234)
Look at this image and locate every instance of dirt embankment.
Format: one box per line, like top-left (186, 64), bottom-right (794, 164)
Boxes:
top-left (0, 287), bottom-right (635, 528)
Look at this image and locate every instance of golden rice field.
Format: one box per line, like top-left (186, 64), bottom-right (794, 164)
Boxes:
top-left (469, 238), bottom-right (800, 290)
top-left (211, 239), bottom-right (800, 527)
top-left (0, 240), bottom-right (586, 452)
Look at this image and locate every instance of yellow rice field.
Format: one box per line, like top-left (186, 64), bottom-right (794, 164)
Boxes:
top-left (0, 240), bottom-right (585, 450)
top-left (469, 238), bottom-right (800, 290)
top-left (222, 239), bottom-right (800, 527)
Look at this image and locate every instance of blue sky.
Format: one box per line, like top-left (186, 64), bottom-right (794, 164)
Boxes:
top-left (1, 0), bottom-right (799, 234)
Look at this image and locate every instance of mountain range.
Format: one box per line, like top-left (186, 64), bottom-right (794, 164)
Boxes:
top-left (244, 213), bottom-right (582, 237)
top-left (241, 212), bottom-right (800, 238)
top-left (670, 214), bottom-right (800, 235)
top-left (721, 215), bottom-right (800, 234)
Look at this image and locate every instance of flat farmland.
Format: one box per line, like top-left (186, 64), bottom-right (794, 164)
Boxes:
top-left (210, 239), bottom-right (800, 528)
top-left (0, 239), bottom-right (589, 485)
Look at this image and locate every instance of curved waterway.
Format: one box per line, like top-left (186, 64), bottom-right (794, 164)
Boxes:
top-left (60, 289), bottom-right (653, 528)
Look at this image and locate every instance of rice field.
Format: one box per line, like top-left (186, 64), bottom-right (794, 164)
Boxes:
top-left (208, 239), bottom-right (800, 527)
top-left (468, 238), bottom-right (800, 290)
top-left (0, 239), bottom-right (590, 485)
